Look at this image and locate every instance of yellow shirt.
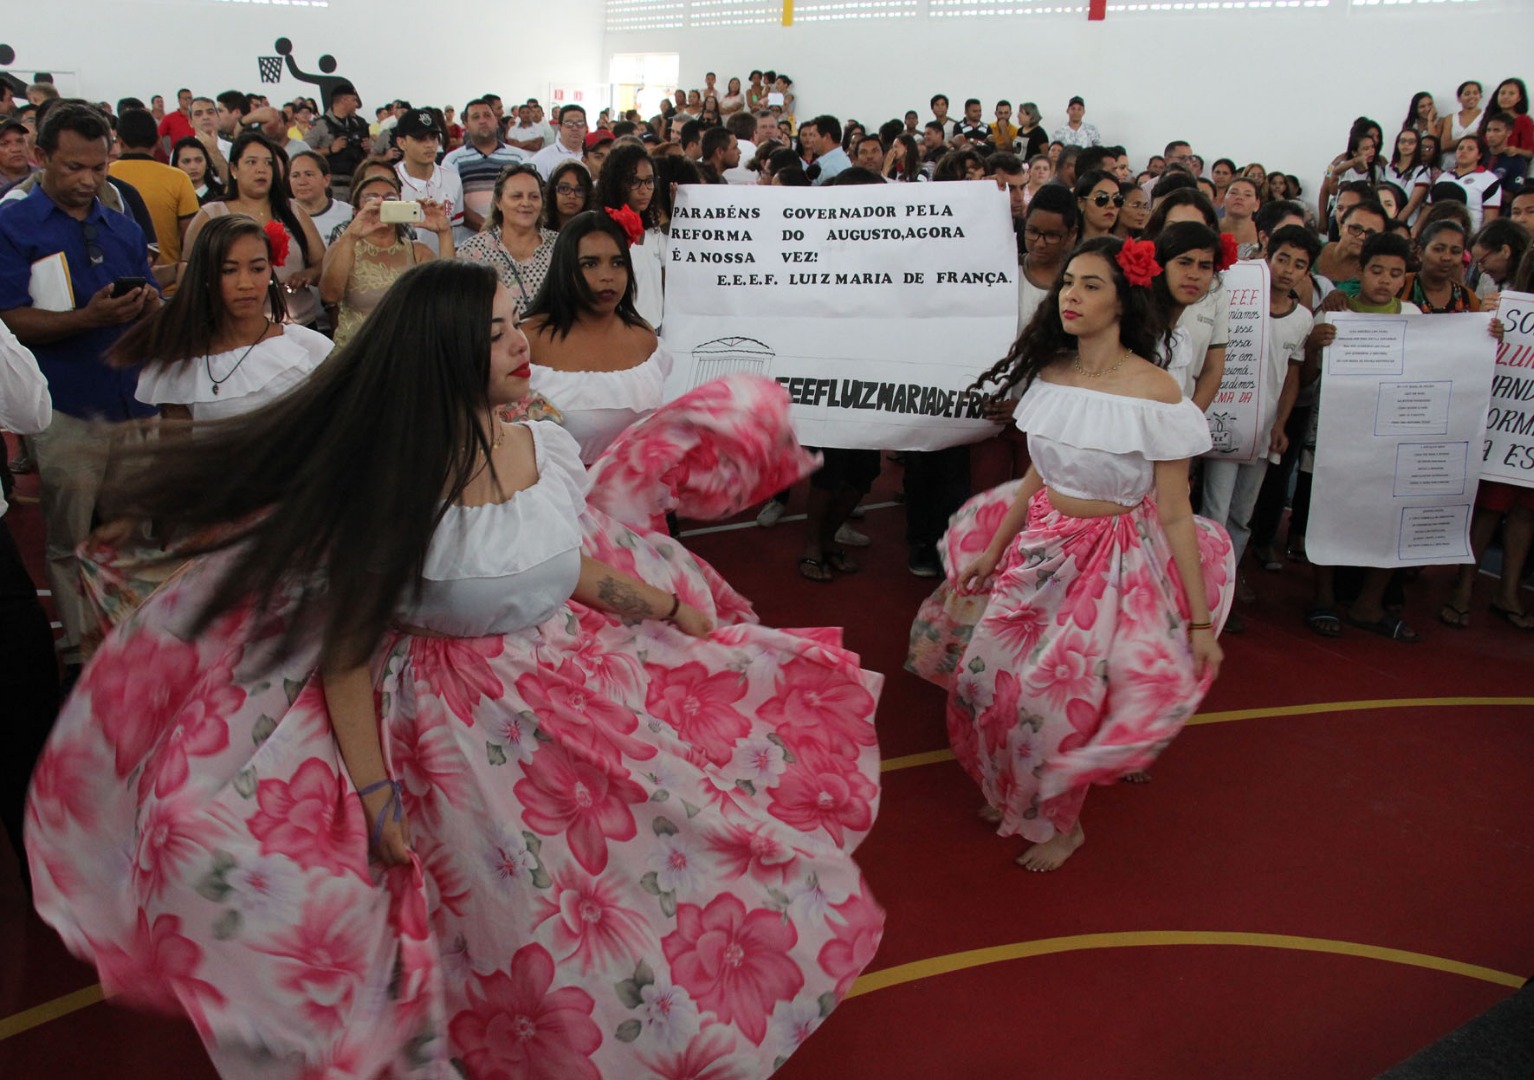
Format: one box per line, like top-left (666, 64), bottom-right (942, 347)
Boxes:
top-left (108, 157), bottom-right (201, 265)
top-left (993, 120), bottom-right (1019, 151)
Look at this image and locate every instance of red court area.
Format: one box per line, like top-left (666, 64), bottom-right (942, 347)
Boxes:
top-left (2, 457), bottom-right (1532, 1078)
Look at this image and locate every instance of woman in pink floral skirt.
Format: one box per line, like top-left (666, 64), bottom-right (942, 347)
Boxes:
top-left (908, 236), bottom-right (1234, 872)
top-left (26, 261), bottom-right (884, 1077)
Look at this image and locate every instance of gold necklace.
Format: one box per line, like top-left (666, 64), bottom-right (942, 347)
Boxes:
top-left (1073, 348), bottom-right (1132, 379)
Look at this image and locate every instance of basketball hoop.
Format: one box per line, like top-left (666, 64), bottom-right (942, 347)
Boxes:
top-left (258, 56), bottom-right (284, 84)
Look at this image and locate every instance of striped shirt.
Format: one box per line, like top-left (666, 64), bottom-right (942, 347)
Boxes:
top-left (442, 141), bottom-right (530, 225)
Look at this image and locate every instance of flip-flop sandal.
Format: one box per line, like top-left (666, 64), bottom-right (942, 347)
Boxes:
top-left (1305, 606), bottom-right (1342, 638)
top-left (1346, 613), bottom-right (1419, 642)
top-left (825, 549), bottom-right (860, 574)
top-left (797, 557), bottom-right (833, 582)
top-left (1438, 603), bottom-right (1471, 629)
top-left (1490, 602), bottom-right (1534, 631)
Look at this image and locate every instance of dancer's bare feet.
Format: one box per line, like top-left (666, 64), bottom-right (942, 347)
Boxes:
top-left (978, 805), bottom-right (1002, 824)
top-left (1015, 822), bottom-right (1084, 872)
top-left (1121, 771), bottom-right (1152, 784)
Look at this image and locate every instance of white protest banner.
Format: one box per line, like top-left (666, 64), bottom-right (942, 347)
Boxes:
top-left (1201, 260), bottom-right (1271, 463)
top-left (1309, 311), bottom-right (1497, 568)
top-left (659, 182), bottom-right (1017, 451)
top-left (1483, 290), bottom-right (1534, 488)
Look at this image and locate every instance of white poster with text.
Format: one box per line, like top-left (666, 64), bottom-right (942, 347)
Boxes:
top-left (1309, 311), bottom-right (1497, 568)
top-left (659, 182), bottom-right (1018, 450)
top-left (1483, 290), bottom-right (1534, 488)
top-left (1202, 260), bottom-right (1271, 463)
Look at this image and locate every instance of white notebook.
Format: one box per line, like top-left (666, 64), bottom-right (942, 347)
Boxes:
top-left (28, 251), bottom-right (75, 312)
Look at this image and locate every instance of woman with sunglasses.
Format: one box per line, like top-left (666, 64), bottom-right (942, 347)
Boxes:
top-left (457, 163), bottom-right (556, 320)
top-left (1074, 169), bottom-right (1121, 239)
top-left (596, 141), bottom-right (665, 328)
top-left (183, 133), bottom-right (325, 328)
top-left (543, 159), bottom-right (592, 231)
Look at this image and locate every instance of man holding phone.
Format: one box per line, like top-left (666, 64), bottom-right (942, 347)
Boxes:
top-left (0, 102), bottom-right (159, 671)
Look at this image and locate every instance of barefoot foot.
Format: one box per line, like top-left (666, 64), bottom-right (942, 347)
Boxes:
top-left (977, 805), bottom-right (1002, 824)
top-left (1121, 771), bottom-right (1152, 784)
top-left (1015, 823), bottom-right (1084, 872)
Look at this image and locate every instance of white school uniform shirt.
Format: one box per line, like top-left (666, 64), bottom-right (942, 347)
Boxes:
top-left (0, 320), bottom-right (51, 519)
top-left (1443, 169), bottom-right (1502, 231)
top-left (395, 161), bottom-right (466, 251)
top-left (530, 141), bottom-right (582, 182)
top-left (1166, 288), bottom-right (1230, 400)
top-left (1260, 301), bottom-right (1314, 445)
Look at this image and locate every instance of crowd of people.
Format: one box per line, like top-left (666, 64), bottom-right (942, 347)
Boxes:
top-left (0, 62), bottom-right (1531, 1076)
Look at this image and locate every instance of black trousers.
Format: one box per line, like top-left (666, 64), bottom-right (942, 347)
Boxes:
top-left (904, 446), bottom-right (972, 551)
top-left (0, 518), bottom-right (60, 889)
top-left (1249, 404), bottom-right (1312, 551)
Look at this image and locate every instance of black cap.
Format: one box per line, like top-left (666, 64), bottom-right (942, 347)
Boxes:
top-left (1068, 96), bottom-right (1085, 108)
top-left (396, 109), bottom-right (442, 141)
top-left (0, 118), bottom-right (27, 139)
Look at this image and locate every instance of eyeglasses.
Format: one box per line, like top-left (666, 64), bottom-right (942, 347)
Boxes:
top-left (80, 221), bottom-right (104, 267)
top-left (1025, 227), bottom-right (1070, 244)
top-left (562, 119), bottom-right (588, 130)
top-left (554, 184), bottom-right (585, 197)
top-left (1344, 222), bottom-right (1381, 239)
top-left (1089, 192), bottom-right (1125, 208)
top-left (627, 176), bottom-right (657, 190)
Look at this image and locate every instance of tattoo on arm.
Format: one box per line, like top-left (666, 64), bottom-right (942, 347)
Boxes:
top-left (596, 575), bottom-right (655, 621)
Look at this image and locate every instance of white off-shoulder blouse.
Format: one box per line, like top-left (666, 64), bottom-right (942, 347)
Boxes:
top-left (403, 421), bottom-right (588, 637)
top-left (1013, 379), bottom-right (1212, 506)
top-left (528, 347), bottom-right (673, 465)
top-left (135, 325), bottom-right (332, 422)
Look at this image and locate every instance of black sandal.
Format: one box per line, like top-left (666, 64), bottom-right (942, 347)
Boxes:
top-left (1345, 613), bottom-right (1419, 642)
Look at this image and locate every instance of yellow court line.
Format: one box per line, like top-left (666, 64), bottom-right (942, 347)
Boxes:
top-left (846, 930), bottom-right (1527, 998)
top-left (880, 696), bottom-right (1534, 773)
top-left (0, 983), bottom-right (104, 1042)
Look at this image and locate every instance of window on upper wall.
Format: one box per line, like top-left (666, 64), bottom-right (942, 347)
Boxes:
top-left (607, 0), bottom-right (688, 32)
top-left (792, 0), bottom-right (919, 20)
top-left (690, 0), bottom-right (780, 26)
top-left (930, 0), bottom-right (1085, 15)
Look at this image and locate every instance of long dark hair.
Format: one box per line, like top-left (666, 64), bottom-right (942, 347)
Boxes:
top-left (520, 210), bottom-right (647, 339)
top-left (171, 136), bottom-right (223, 200)
top-left (111, 214), bottom-right (287, 367)
top-left (1404, 91), bottom-right (1434, 133)
top-left (101, 261), bottom-right (502, 668)
top-left (970, 236), bottom-right (1167, 398)
top-left (596, 142), bottom-right (660, 228)
top-left (543, 160), bottom-right (592, 230)
top-left (893, 134), bottom-right (922, 181)
top-left (227, 132), bottom-right (311, 265)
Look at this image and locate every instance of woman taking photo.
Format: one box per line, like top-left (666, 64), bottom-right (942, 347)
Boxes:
top-left (1075, 169), bottom-right (1122, 239)
top-left (27, 259), bottom-right (884, 1078)
top-left (184, 133), bottom-right (326, 329)
top-left (320, 170), bottom-right (452, 346)
top-left (522, 210), bottom-right (670, 464)
top-left (1440, 81), bottom-right (1484, 168)
top-left (457, 163), bottom-right (557, 320)
top-left (907, 235), bottom-right (1232, 871)
top-left (170, 136), bottom-right (222, 204)
top-left (543, 159), bottom-right (593, 231)
top-left (595, 142), bottom-right (665, 328)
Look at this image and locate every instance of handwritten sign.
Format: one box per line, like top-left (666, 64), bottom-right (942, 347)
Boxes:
top-left (1484, 290), bottom-right (1534, 488)
top-left (659, 182), bottom-right (1018, 451)
top-left (1202, 260), bottom-right (1270, 463)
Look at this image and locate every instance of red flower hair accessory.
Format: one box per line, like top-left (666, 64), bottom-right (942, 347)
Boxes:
top-left (263, 219), bottom-right (291, 269)
top-left (1116, 238), bottom-right (1161, 287)
top-left (1217, 232), bottom-right (1240, 272)
top-left (605, 205), bottom-right (645, 247)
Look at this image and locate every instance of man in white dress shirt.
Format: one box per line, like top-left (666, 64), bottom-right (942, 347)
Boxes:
top-left (530, 105), bottom-right (587, 181)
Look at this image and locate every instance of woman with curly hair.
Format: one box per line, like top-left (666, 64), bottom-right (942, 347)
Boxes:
top-left (595, 141), bottom-right (666, 327)
top-left (908, 236), bottom-right (1233, 872)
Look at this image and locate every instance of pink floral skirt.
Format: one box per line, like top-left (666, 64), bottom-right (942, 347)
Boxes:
top-left (28, 376), bottom-right (884, 1078)
top-left (908, 482), bottom-right (1234, 843)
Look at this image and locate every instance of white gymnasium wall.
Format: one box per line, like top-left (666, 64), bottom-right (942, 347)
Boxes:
top-left (2, 0), bottom-right (606, 119)
top-left (607, 0), bottom-right (1534, 204)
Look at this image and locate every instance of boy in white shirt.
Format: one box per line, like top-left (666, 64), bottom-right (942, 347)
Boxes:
top-left (392, 109), bottom-right (465, 252)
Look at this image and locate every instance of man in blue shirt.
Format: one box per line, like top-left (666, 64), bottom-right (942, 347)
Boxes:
top-left (0, 101), bottom-right (159, 665)
top-left (803, 115), bottom-right (849, 186)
